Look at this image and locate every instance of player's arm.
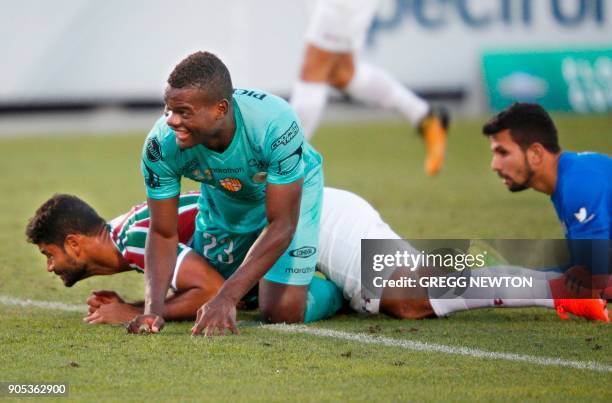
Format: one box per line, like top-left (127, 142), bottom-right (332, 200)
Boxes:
top-left (86, 250), bottom-right (225, 324)
top-left (143, 196), bottom-right (180, 316)
top-left (215, 180), bottom-right (302, 304)
top-left (129, 128), bottom-right (183, 333)
top-left (190, 179), bottom-right (302, 335)
top-left (158, 251), bottom-right (225, 320)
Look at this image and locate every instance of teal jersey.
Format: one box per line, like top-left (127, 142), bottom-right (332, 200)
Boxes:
top-left (141, 88), bottom-right (323, 234)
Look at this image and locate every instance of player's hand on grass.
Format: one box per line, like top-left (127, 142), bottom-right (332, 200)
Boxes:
top-left (84, 302), bottom-right (141, 325)
top-left (126, 314), bottom-right (165, 334)
top-left (191, 294), bottom-right (239, 337)
top-left (86, 290), bottom-right (125, 313)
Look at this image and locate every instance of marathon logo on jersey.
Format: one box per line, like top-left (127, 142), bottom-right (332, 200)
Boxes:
top-left (143, 162), bottom-right (160, 189)
top-left (289, 246), bottom-right (317, 258)
top-left (276, 146), bottom-right (303, 176)
top-left (271, 121), bottom-right (299, 151)
top-left (219, 178), bottom-right (242, 192)
top-left (211, 167), bottom-right (244, 174)
top-left (285, 266), bottom-right (316, 274)
top-left (145, 138), bottom-right (163, 162)
top-left (234, 89), bottom-right (267, 100)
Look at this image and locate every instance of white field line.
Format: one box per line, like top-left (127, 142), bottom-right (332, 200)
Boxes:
top-left (1, 295), bottom-right (610, 373)
top-left (266, 324), bottom-right (612, 373)
top-left (0, 295), bottom-right (87, 312)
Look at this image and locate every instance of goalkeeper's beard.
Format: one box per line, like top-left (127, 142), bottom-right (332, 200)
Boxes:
top-left (506, 154), bottom-right (535, 193)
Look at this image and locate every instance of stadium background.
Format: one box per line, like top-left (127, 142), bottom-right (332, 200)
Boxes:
top-left (0, 1), bottom-right (610, 401)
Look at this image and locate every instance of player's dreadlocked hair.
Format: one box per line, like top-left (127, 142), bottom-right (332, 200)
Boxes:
top-left (482, 102), bottom-right (560, 153)
top-left (25, 194), bottom-right (106, 247)
top-left (167, 51), bottom-right (233, 102)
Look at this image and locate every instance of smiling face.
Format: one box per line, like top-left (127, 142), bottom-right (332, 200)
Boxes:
top-left (38, 242), bottom-right (88, 287)
top-left (488, 129), bottom-right (534, 192)
top-left (163, 86), bottom-right (229, 150)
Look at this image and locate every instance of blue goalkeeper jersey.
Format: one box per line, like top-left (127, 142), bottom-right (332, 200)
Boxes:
top-left (551, 151), bottom-right (611, 240)
top-left (141, 88), bottom-right (322, 234)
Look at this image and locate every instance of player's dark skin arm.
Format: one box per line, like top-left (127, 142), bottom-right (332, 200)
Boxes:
top-left (127, 196), bottom-right (179, 333)
top-left (86, 251), bottom-right (225, 324)
top-left (191, 179), bottom-right (303, 336)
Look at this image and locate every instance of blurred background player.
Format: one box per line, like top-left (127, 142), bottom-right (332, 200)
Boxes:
top-left (290, 0), bottom-right (449, 176)
top-left (27, 189), bottom-right (608, 324)
top-left (483, 102), bottom-right (611, 305)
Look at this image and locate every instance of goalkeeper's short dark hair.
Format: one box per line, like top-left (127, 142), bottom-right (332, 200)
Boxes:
top-left (482, 102), bottom-right (561, 153)
top-left (167, 51), bottom-right (233, 103)
top-left (25, 194), bottom-right (106, 247)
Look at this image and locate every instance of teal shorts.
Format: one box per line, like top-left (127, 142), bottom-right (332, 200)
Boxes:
top-left (192, 178), bottom-right (323, 286)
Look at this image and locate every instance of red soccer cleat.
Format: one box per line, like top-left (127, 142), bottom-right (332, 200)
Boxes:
top-left (554, 298), bottom-right (609, 322)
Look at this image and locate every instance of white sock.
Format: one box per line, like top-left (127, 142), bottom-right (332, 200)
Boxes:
top-left (429, 266), bottom-right (559, 317)
top-left (289, 80), bottom-right (329, 141)
top-left (345, 63), bottom-right (430, 126)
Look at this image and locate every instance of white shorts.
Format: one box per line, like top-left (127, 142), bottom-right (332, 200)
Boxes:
top-left (305, 0), bottom-right (381, 52)
top-left (319, 187), bottom-right (409, 314)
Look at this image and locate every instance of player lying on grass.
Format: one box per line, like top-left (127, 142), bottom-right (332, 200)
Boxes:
top-left (483, 102), bottom-right (611, 306)
top-left (26, 189), bottom-right (608, 324)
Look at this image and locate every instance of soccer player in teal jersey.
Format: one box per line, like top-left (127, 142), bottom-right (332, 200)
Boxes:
top-left (130, 51), bottom-right (343, 335)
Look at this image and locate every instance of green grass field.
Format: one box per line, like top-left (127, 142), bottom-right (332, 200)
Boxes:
top-left (0, 114), bottom-right (610, 402)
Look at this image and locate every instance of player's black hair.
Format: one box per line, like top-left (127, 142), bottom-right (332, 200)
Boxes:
top-left (167, 51), bottom-right (233, 102)
top-left (25, 194), bottom-right (106, 247)
top-left (482, 102), bottom-right (561, 153)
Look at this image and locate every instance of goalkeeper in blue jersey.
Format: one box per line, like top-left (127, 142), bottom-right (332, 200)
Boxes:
top-left (129, 52), bottom-right (343, 336)
top-left (483, 102), bottom-right (611, 308)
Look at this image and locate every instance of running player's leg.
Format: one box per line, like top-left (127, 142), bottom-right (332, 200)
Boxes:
top-left (290, 0), bottom-right (371, 140)
top-left (290, 45), bottom-right (337, 140)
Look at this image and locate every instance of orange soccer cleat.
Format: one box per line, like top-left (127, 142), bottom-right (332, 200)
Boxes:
top-left (554, 298), bottom-right (609, 322)
top-left (419, 107), bottom-right (449, 176)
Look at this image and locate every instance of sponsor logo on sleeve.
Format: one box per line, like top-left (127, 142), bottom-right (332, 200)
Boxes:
top-left (288, 246), bottom-right (317, 258)
top-left (145, 138), bottom-right (163, 162)
top-left (275, 146), bottom-right (303, 176)
top-left (143, 162), bottom-right (161, 189)
top-left (271, 121), bottom-right (299, 150)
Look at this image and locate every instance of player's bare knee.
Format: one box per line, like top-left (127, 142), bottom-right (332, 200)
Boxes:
top-left (259, 302), bottom-right (305, 324)
top-left (300, 46), bottom-right (338, 82)
top-left (328, 57), bottom-right (355, 89)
